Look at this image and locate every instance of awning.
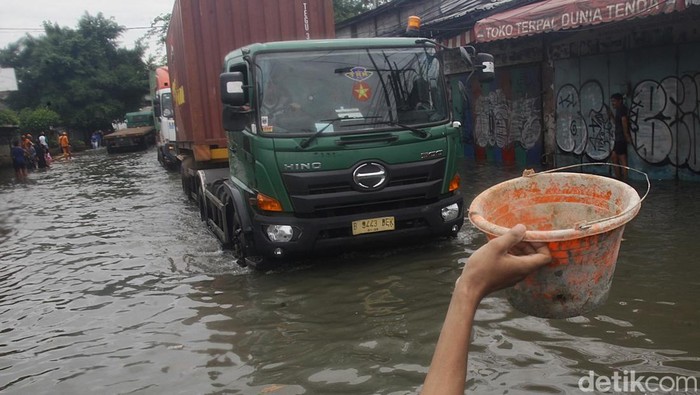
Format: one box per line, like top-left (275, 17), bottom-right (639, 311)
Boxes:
top-left (474, 0), bottom-right (694, 43)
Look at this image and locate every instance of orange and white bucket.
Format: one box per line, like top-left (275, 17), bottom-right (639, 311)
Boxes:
top-left (468, 164), bottom-right (649, 318)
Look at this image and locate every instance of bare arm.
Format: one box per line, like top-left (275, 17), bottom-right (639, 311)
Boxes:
top-left (421, 224), bottom-right (551, 395)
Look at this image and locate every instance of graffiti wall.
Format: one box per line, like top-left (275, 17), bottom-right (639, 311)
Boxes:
top-left (554, 44), bottom-right (700, 180)
top-left (631, 75), bottom-right (700, 173)
top-left (556, 80), bottom-right (614, 161)
top-left (462, 63), bottom-right (544, 166)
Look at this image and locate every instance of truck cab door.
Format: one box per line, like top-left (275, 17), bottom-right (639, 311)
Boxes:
top-left (221, 70), bottom-right (256, 186)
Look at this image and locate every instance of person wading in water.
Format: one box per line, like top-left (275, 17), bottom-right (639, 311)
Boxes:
top-left (58, 131), bottom-right (73, 159)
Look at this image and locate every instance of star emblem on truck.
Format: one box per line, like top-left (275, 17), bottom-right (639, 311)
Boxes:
top-left (353, 82), bottom-right (371, 102)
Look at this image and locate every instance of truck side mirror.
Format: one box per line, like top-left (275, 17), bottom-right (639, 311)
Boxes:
top-left (459, 46), bottom-right (496, 83)
top-left (220, 71), bottom-right (250, 132)
top-left (476, 53), bottom-right (495, 83)
top-left (220, 72), bottom-right (246, 106)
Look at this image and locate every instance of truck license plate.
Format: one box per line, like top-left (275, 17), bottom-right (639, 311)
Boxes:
top-left (352, 216), bottom-right (395, 235)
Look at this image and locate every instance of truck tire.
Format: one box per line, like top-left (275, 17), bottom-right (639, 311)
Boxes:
top-left (219, 186), bottom-right (272, 270)
top-left (139, 138), bottom-right (148, 151)
top-left (180, 157), bottom-right (193, 200)
top-left (219, 188), bottom-right (244, 261)
top-left (196, 179), bottom-right (207, 221)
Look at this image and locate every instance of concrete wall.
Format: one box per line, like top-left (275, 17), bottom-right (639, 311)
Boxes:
top-left (0, 127), bottom-right (19, 166)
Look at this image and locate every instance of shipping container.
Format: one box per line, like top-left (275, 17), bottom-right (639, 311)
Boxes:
top-left (166, 0), bottom-right (336, 163)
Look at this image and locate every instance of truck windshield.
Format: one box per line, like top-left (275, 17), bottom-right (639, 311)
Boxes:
top-left (255, 47), bottom-right (448, 135)
top-left (161, 92), bottom-right (174, 119)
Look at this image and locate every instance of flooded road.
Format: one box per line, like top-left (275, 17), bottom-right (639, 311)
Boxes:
top-left (1, 148), bottom-right (699, 394)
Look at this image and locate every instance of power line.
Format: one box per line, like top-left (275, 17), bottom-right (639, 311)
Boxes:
top-left (0, 25), bottom-right (166, 33)
top-left (0, 28), bottom-right (45, 33)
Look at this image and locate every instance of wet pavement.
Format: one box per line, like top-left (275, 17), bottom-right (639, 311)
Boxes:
top-left (1, 148), bottom-right (699, 394)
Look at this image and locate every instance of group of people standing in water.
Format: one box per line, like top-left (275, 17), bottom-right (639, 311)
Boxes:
top-left (10, 131), bottom-right (72, 182)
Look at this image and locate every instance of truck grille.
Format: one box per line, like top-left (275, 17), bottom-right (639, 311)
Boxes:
top-left (282, 158), bottom-right (447, 217)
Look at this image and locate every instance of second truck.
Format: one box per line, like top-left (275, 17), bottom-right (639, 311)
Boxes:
top-left (151, 66), bottom-right (178, 170)
top-left (167, 0), bottom-right (493, 269)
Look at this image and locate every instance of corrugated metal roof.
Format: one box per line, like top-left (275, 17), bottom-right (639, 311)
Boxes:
top-left (336, 0), bottom-right (539, 39)
top-left (421, 0), bottom-right (540, 34)
top-left (431, 0), bottom-right (523, 23)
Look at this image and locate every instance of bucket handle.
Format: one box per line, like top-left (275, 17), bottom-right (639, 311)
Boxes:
top-left (523, 163), bottom-right (650, 231)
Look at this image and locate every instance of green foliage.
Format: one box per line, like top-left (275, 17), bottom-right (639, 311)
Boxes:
top-left (138, 13), bottom-right (170, 68)
top-left (0, 12), bottom-right (148, 134)
top-left (72, 139), bottom-right (87, 151)
top-left (18, 107), bottom-right (60, 134)
top-left (334, 0), bottom-right (390, 23)
top-left (0, 108), bottom-right (19, 126)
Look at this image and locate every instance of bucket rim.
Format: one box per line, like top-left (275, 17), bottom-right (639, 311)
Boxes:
top-left (468, 172), bottom-right (644, 242)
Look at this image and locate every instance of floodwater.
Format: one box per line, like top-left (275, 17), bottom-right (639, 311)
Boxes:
top-left (1, 148), bottom-right (699, 394)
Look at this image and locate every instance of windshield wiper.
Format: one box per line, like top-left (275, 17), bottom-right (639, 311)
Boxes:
top-left (297, 117), bottom-right (346, 148)
top-left (350, 120), bottom-right (430, 138)
top-left (299, 116), bottom-right (384, 148)
top-left (366, 50), bottom-right (395, 124)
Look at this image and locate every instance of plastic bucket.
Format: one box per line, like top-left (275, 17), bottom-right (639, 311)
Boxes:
top-left (468, 165), bottom-right (648, 318)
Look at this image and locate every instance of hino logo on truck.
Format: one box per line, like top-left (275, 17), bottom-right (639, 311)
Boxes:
top-left (353, 162), bottom-right (388, 190)
top-left (284, 162), bottom-right (321, 171)
top-left (420, 149), bottom-right (444, 160)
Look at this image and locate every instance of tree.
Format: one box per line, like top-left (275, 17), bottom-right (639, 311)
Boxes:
top-left (334, 0), bottom-right (390, 22)
top-left (0, 13), bottom-right (149, 134)
top-left (0, 108), bottom-right (19, 126)
top-left (138, 13), bottom-right (170, 68)
top-left (18, 107), bottom-right (60, 134)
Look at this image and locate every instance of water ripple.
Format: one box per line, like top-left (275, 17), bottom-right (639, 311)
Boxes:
top-left (0, 153), bottom-right (699, 393)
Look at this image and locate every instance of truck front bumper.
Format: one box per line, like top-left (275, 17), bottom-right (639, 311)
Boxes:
top-left (248, 193), bottom-right (464, 260)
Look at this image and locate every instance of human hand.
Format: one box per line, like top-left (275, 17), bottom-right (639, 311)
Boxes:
top-left (458, 224), bottom-right (551, 301)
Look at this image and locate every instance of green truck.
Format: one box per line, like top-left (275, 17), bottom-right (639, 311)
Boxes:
top-left (167, 0), bottom-right (493, 269)
top-left (104, 110), bottom-right (156, 154)
top-left (200, 38), bottom-right (491, 269)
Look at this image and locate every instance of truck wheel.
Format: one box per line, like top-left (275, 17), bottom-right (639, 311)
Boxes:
top-left (243, 256), bottom-right (275, 271)
top-left (196, 180), bottom-right (207, 221)
top-left (181, 157), bottom-right (193, 199)
top-left (220, 190), bottom-right (272, 270)
top-left (221, 190), bottom-right (243, 257)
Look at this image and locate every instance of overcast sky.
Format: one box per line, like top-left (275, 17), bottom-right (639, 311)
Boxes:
top-left (0, 0), bottom-right (175, 55)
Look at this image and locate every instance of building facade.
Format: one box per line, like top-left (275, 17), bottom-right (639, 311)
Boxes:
top-left (338, 0), bottom-right (700, 181)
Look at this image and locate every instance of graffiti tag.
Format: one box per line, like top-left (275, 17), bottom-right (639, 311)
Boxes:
top-left (474, 89), bottom-right (542, 150)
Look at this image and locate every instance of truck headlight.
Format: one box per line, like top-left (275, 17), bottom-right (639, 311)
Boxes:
top-left (266, 225), bottom-right (295, 242)
top-left (441, 203), bottom-right (460, 222)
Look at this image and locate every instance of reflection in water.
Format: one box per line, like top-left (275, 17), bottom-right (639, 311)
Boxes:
top-left (0, 151), bottom-right (699, 394)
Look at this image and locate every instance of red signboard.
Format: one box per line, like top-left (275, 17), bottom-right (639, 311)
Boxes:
top-left (474, 0), bottom-right (690, 43)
